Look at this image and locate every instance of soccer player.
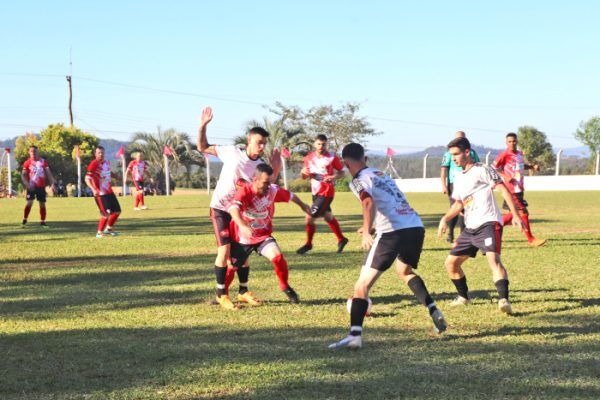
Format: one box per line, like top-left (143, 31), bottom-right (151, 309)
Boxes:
top-left (492, 133), bottom-right (547, 247)
top-left (197, 107), bottom-right (283, 310)
top-left (329, 143), bottom-right (447, 349)
top-left (296, 134), bottom-right (349, 255)
top-left (440, 131), bottom-right (481, 243)
top-left (225, 164), bottom-right (312, 306)
top-left (85, 146), bottom-right (122, 238)
top-left (438, 137), bottom-right (524, 314)
top-left (21, 145), bottom-right (54, 227)
top-left (127, 152), bottom-right (153, 210)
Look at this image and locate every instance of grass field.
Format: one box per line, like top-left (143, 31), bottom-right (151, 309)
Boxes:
top-left (1, 191), bottom-right (599, 399)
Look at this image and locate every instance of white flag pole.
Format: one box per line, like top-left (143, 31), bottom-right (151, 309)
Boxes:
top-left (77, 151), bottom-right (81, 198)
top-left (281, 155), bottom-right (288, 190)
top-left (121, 154), bottom-right (126, 196)
top-left (6, 149), bottom-right (12, 197)
top-left (164, 153), bottom-right (170, 196)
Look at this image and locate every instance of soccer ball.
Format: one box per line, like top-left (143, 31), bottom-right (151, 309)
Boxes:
top-left (347, 297), bottom-right (373, 316)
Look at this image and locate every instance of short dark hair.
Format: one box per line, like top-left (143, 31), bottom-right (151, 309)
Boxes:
top-left (96, 146), bottom-right (105, 151)
top-left (248, 127), bottom-right (270, 138)
top-left (315, 134), bottom-right (328, 142)
top-left (447, 137), bottom-right (471, 152)
top-left (255, 163), bottom-right (273, 176)
top-left (29, 145), bottom-right (38, 150)
top-left (506, 132), bottom-right (517, 139)
top-left (342, 142), bottom-right (365, 161)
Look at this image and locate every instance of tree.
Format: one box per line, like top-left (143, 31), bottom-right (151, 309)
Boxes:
top-left (14, 124), bottom-right (99, 184)
top-left (516, 126), bottom-right (555, 172)
top-left (574, 116), bottom-right (600, 155)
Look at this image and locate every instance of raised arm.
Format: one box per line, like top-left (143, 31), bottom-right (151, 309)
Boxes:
top-left (197, 107), bottom-right (217, 157)
top-left (269, 148), bottom-right (282, 183)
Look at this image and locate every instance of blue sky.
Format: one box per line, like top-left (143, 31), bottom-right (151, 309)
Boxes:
top-left (1, 1), bottom-right (599, 152)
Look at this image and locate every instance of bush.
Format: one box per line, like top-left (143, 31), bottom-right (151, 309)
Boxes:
top-left (287, 177), bottom-right (311, 192)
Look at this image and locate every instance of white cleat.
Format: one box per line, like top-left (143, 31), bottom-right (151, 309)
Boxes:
top-left (449, 296), bottom-right (471, 306)
top-left (133, 207), bottom-right (141, 211)
top-left (140, 205), bottom-right (148, 210)
top-left (431, 309), bottom-right (447, 334)
top-left (498, 298), bottom-right (513, 315)
top-left (328, 335), bottom-right (362, 349)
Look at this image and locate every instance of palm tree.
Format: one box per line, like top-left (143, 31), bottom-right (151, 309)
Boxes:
top-left (128, 127), bottom-right (203, 193)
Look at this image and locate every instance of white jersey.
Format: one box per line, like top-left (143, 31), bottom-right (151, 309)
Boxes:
top-left (452, 163), bottom-right (503, 230)
top-left (350, 167), bottom-right (423, 234)
top-left (210, 145), bottom-right (265, 211)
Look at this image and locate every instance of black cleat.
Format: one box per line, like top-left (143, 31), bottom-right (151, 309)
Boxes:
top-left (21, 219), bottom-right (27, 228)
top-left (283, 287), bottom-right (300, 304)
top-left (40, 222), bottom-right (49, 228)
top-left (296, 244), bottom-right (313, 255)
top-left (337, 237), bottom-right (349, 253)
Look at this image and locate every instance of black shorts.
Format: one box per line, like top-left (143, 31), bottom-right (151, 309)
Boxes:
top-left (450, 222), bottom-right (502, 258)
top-left (363, 227), bottom-right (425, 271)
top-left (94, 193), bottom-right (121, 216)
top-left (26, 187), bottom-right (46, 202)
top-left (311, 195), bottom-right (333, 218)
top-left (502, 192), bottom-right (528, 211)
top-left (210, 208), bottom-right (232, 247)
top-left (134, 180), bottom-right (145, 191)
top-left (230, 237), bottom-right (277, 267)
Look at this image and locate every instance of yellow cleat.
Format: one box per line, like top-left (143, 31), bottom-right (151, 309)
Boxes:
top-left (528, 238), bottom-right (547, 247)
top-left (237, 291), bottom-right (262, 306)
top-left (216, 295), bottom-right (238, 310)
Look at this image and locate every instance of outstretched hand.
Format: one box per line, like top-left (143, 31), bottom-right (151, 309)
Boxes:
top-left (200, 107), bottom-right (213, 127)
top-left (270, 148), bottom-right (282, 169)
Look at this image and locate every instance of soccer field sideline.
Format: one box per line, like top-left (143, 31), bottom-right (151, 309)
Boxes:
top-left (0, 192), bottom-right (599, 399)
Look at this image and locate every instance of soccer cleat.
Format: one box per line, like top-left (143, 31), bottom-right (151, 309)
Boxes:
top-left (449, 296), bottom-right (471, 306)
top-left (328, 335), bottom-right (362, 349)
top-left (296, 243), bottom-right (313, 255)
top-left (21, 219), bottom-right (27, 228)
top-left (40, 222), bottom-right (49, 228)
top-left (140, 205), bottom-right (148, 210)
top-left (103, 229), bottom-right (120, 236)
top-left (498, 298), bottom-right (513, 314)
top-left (337, 237), bottom-right (349, 253)
top-left (216, 294), bottom-right (238, 310)
top-left (238, 291), bottom-right (262, 306)
top-left (430, 309), bottom-right (447, 334)
top-left (283, 287), bottom-right (300, 304)
top-left (95, 232), bottom-right (105, 238)
top-left (528, 238), bottom-right (547, 247)
top-left (133, 207), bottom-right (141, 211)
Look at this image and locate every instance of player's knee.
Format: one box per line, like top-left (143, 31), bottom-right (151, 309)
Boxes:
top-left (444, 257), bottom-right (459, 272)
top-left (353, 281), bottom-right (369, 298)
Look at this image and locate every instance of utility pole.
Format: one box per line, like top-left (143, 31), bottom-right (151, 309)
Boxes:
top-left (66, 75), bottom-right (73, 127)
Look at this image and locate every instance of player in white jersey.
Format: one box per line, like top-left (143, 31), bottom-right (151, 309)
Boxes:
top-left (197, 107), bottom-right (282, 309)
top-left (437, 137), bottom-right (524, 315)
top-left (329, 143), bottom-right (447, 350)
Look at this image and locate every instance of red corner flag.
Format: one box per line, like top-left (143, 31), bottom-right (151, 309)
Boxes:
top-left (4, 148), bottom-right (10, 154)
top-left (163, 145), bottom-right (173, 156)
top-left (386, 147), bottom-right (395, 157)
top-left (281, 147), bottom-right (291, 159)
top-left (115, 145), bottom-right (124, 158)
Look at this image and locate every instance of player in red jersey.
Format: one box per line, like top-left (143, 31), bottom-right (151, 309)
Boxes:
top-left (225, 163), bottom-right (311, 306)
top-left (296, 134), bottom-right (348, 255)
top-left (492, 133), bottom-right (546, 247)
top-left (126, 152), bottom-right (153, 210)
top-left (21, 146), bottom-right (54, 228)
top-left (85, 146), bottom-right (122, 238)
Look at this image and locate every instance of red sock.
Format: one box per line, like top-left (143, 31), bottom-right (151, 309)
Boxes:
top-left (225, 266), bottom-right (236, 295)
top-left (502, 213), bottom-right (513, 225)
top-left (134, 194), bottom-right (140, 207)
top-left (272, 254), bottom-right (289, 291)
top-left (40, 207), bottom-right (47, 222)
top-left (107, 213), bottom-right (120, 229)
top-left (98, 216), bottom-right (108, 232)
top-left (24, 204), bottom-right (32, 219)
top-left (326, 218), bottom-right (345, 242)
top-left (306, 223), bottom-right (316, 246)
top-left (521, 214), bottom-right (534, 241)
top-left (139, 193), bottom-right (145, 206)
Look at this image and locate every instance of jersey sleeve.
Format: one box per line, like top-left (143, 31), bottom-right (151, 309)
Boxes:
top-left (451, 186), bottom-right (462, 202)
top-left (229, 185), bottom-right (249, 211)
top-left (482, 165), bottom-right (503, 187)
top-left (274, 185), bottom-right (292, 203)
top-left (126, 161), bottom-right (134, 171)
top-left (215, 145), bottom-right (237, 162)
top-left (86, 160), bottom-right (97, 174)
top-left (350, 174), bottom-right (373, 201)
top-left (492, 152), bottom-right (506, 170)
top-left (22, 159), bottom-right (30, 171)
top-left (331, 155), bottom-right (343, 171)
top-left (441, 152), bottom-right (451, 168)
top-left (471, 150), bottom-right (481, 163)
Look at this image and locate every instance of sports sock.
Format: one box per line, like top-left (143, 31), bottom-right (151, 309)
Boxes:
top-left (215, 265), bottom-right (227, 296)
top-left (350, 298), bottom-right (369, 336)
top-left (271, 254), bottom-right (289, 291)
top-left (97, 216), bottom-right (108, 232)
top-left (326, 218), bottom-right (345, 242)
top-left (502, 213), bottom-right (513, 226)
top-left (106, 213), bottom-right (120, 229)
top-left (237, 267), bottom-right (249, 294)
top-left (521, 214), bottom-right (534, 241)
top-left (224, 266), bottom-right (236, 295)
top-left (451, 276), bottom-right (469, 299)
top-left (494, 279), bottom-right (509, 300)
top-left (305, 223), bottom-right (316, 246)
top-left (407, 275), bottom-right (436, 315)
top-left (40, 206), bottom-right (46, 222)
top-left (24, 204), bottom-right (32, 219)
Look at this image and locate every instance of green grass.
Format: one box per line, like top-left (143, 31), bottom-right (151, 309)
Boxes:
top-left (1, 191), bottom-right (599, 399)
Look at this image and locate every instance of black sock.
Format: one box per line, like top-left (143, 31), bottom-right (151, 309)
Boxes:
top-left (495, 279), bottom-right (509, 300)
top-left (407, 275), bottom-right (436, 315)
top-left (237, 267), bottom-right (249, 294)
top-left (214, 266), bottom-right (227, 296)
top-left (451, 276), bottom-right (469, 299)
top-left (350, 298), bottom-right (369, 336)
